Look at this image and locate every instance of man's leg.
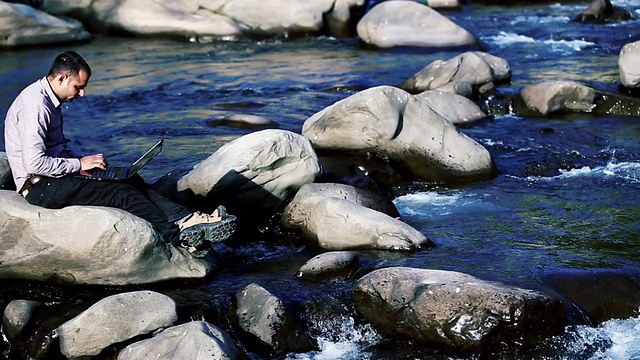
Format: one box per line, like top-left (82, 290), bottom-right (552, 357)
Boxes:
top-left (26, 176), bottom-right (181, 244)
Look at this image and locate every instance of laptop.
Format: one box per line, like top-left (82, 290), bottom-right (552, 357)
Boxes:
top-left (76, 139), bottom-right (164, 181)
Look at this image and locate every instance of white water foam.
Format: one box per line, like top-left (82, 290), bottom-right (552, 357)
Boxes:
top-left (561, 315), bottom-right (640, 359)
top-left (285, 316), bottom-right (380, 360)
top-left (509, 15), bottom-right (570, 25)
top-left (543, 38), bottom-right (595, 52)
top-left (553, 161), bottom-right (640, 183)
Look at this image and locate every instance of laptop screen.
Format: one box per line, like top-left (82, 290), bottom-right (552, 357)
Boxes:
top-left (129, 139), bottom-right (164, 175)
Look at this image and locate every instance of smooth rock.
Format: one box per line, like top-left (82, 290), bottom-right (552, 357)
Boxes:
top-left (58, 291), bottom-right (178, 358)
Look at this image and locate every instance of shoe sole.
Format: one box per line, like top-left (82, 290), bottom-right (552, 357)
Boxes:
top-left (180, 215), bottom-right (238, 248)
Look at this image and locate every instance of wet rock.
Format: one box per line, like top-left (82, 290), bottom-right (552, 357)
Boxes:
top-left (619, 40), bottom-right (640, 91)
top-left (356, 0), bottom-right (476, 49)
top-left (302, 85), bottom-right (497, 184)
top-left (118, 321), bottom-right (249, 360)
top-left (542, 269), bottom-right (640, 325)
top-left (414, 90), bottom-right (488, 125)
top-left (0, 152), bottom-right (14, 190)
top-left (299, 197), bottom-right (433, 250)
top-left (296, 251), bottom-right (359, 282)
top-left (208, 114), bottom-right (279, 130)
top-left (354, 267), bottom-right (568, 357)
top-left (233, 283), bottom-right (315, 356)
top-left (400, 51), bottom-right (511, 94)
top-left (2, 300), bottom-right (41, 344)
top-left (427, 0), bottom-right (462, 10)
top-left (0, 2), bottom-right (91, 48)
top-left (519, 80), bottom-right (596, 116)
top-left (42, 0), bottom-right (367, 40)
top-left (281, 183), bottom-right (400, 231)
top-left (58, 291), bottom-right (178, 358)
top-left (592, 92), bottom-right (640, 117)
top-left (176, 130), bottom-right (321, 220)
top-left (572, 0), bottom-right (632, 23)
top-left (0, 190), bottom-right (212, 285)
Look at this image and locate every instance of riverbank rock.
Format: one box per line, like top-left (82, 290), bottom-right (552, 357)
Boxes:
top-left (281, 183), bottom-right (400, 230)
top-left (0, 152), bottom-right (14, 190)
top-left (353, 267), bottom-right (567, 356)
top-left (2, 300), bottom-right (41, 344)
top-left (427, 0), bottom-right (462, 10)
top-left (302, 86), bottom-right (497, 184)
top-left (233, 283), bottom-right (315, 356)
top-left (619, 41), bottom-right (640, 90)
top-left (58, 291), bottom-right (177, 358)
top-left (41, 0), bottom-right (367, 40)
top-left (572, 0), bottom-right (632, 23)
top-left (296, 251), bottom-right (360, 282)
top-left (0, 190), bottom-right (212, 285)
top-left (400, 51), bottom-right (511, 93)
top-left (0, 2), bottom-right (91, 48)
top-left (414, 90), bottom-right (488, 125)
top-left (298, 197), bottom-right (433, 250)
top-left (176, 130), bottom-right (321, 220)
top-left (357, 0), bottom-right (477, 49)
top-left (118, 321), bottom-right (249, 360)
top-left (208, 114), bottom-right (279, 130)
top-left (519, 80), bottom-right (596, 116)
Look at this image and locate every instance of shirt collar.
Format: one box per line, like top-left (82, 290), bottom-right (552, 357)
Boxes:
top-left (40, 76), bottom-right (62, 109)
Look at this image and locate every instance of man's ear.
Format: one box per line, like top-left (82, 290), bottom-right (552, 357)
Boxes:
top-left (56, 72), bottom-right (68, 84)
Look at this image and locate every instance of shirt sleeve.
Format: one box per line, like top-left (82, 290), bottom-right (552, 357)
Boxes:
top-left (18, 104), bottom-right (81, 177)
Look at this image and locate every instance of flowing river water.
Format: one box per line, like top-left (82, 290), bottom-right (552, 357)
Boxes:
top-left (1, 1), bottom-right (640, 359)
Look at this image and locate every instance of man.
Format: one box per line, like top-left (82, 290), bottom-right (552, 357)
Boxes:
top-left (4, 51), bottom-right (233, 257)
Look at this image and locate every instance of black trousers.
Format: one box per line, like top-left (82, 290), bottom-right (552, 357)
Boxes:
top-left (24, 174), bottom-right (189, 245)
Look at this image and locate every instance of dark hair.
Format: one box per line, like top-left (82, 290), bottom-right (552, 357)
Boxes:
top-left (47, 51), bottom-right (91, 78)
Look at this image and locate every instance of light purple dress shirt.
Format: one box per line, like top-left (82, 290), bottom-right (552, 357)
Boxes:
top-left (4, 77), bottom-right (81, 191)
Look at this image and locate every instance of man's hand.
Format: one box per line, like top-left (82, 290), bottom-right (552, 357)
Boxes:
top-left (80, 154), bottom-right (108, 172)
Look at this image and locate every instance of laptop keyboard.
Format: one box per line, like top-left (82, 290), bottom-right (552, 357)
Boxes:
top-left (91, 166), bottom-right (126, 179)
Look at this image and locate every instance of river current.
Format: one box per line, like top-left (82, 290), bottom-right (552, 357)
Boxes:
top-left (1, 1), bottom-right (640, 359)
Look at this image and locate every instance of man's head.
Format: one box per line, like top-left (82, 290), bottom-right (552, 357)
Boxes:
top-left (47, 51), bottom-right (91, 103)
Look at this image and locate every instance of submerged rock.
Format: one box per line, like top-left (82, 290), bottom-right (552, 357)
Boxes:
top-left (296, 251), bottom-right (360, 282)
top-left (354, 267), bottom-right (567, 357)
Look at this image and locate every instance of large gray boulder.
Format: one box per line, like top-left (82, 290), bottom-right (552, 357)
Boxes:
top-left (400, 52), bottom-right (511, 93)
top-left (354, 267), bottom-right (567, 356)
top-left (357, 0), bottom-right (476, 49)
top-left (2, 300), bottom-right (42, 344)
top-left (519, 80), bottom-right (596, 116)
top-left (118, 321), bottom-right (249, 360)
top-left (0, 190), bottom-right (212, 285)
top-left (42, 0), bottom-right (367, 40)
top-left (619, 41), bottom-right (640, 89)
top-left (302, 86), bottom-right (496, 184)
top-left (0, 2), bottom-right (91, 48)
top-left (234, 283), bottom-right (315, 355)
top-left (58, 291), bottom-right (178, 359)
top-left (176, 130), bottom-right (321, 219)
top-left (572, 0), bottom-right (632, 23)
top-left (281, 182), bottom-right (400, 230)
top-left (298, 197), bottom-right (433, 250)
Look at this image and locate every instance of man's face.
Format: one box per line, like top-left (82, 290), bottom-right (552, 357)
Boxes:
top-left (54, 69), bottom-right (89, 103)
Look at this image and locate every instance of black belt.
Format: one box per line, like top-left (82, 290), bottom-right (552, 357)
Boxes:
top-left (19, 176), bottom-right (43, 197)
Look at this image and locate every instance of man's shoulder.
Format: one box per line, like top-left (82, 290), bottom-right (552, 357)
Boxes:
top-left (12, 79), bottom-right (52, 109)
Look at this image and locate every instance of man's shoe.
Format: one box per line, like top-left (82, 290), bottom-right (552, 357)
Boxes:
top-left (178, 205), bottom-right (237, 249)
